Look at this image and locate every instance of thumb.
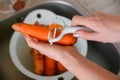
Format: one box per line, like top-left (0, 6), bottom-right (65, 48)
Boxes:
top-left (73, 30), bottom-right (100, 41)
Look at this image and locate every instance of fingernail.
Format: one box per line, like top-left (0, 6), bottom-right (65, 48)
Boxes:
top-left (23, 35), bottom-right (27, 38)
top-left (26, 35), bottom-right (29, 38)
top-left (24, 35), bottom-right (29, 39)
top-left (73, 33), bottom-right (80, 37)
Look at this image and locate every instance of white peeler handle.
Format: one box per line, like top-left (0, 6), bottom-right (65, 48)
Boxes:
top-left (49, 26), bottom-right (92, 43)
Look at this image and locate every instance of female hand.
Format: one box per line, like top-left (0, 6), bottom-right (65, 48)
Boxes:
top-left (24, 35), bottom-right (119, 80)
top-left (72, 12), bottom-right (120, 43)
top-left (24, 35), bottom-right (80, 62)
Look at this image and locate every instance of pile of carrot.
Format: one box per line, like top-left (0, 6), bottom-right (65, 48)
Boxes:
top-left (32, 48), bottom-right (67, 76)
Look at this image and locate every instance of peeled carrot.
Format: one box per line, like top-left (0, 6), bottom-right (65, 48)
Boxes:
top-left (12, 23), bottom-right (77, 45)
top-left (49, 23), bottom-right (63, 38)
top-left (32, 49), bottom-right (44, 75)
top-left (57, 62), bottom-right (67, 74)
top-left (44, 56), bottom-right (57, 76)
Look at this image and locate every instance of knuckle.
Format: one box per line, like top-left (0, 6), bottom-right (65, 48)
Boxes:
top-left (93, 12), bottom-right (101, 16)
top-left (28, 43), bottom-right (32, 47)
top-left (72, 15), bottom-right (79, 21)
top-left (88, 16), bottom-right (101, 25)
top-left (79, 32), bottom-right (89, 39)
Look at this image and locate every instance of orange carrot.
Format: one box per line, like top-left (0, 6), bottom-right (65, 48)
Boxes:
top-left (49, 23), bottom-right (63, 37)
top-left (57, 62), bottom-right (67, 74)
top-left (34, 21), bottom-right (40, 26)
top-left (12, 23), bottom-right (77, 46)
top-left (44, 56), bottom-right (57, 76)
top-left (32, 49), bottom-right (44, 75)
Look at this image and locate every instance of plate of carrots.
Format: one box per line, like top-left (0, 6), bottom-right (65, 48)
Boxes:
top-left (10, 9), bottom-right (88, 80)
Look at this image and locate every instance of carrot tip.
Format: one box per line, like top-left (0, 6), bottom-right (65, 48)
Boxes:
top-left (12, 23), bottom-right (21, 31)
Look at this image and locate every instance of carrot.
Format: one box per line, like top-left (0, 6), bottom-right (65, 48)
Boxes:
top-left (49, 23), bottom-right (63, 40)
top-left (44, 56), bottom-right (57, 76)
top-left (34, 21), bottom-right (40, 26)
top-left (49, 23), bottom-right (63, 36)
top-left (57, 62), bottom-right (67, 74)
top-left (12, 23), bottom-right (77, 46)
top-left (32, 49), bottom-right (44, 75)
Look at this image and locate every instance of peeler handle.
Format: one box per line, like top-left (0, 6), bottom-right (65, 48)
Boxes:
top-left (48, 26), bottom-right (92, 43)
top-left (63, 26), bottom-right (92, 35)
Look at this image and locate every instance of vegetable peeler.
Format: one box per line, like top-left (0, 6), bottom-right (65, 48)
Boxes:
top-left (48, 17), bottom-right (92, 45)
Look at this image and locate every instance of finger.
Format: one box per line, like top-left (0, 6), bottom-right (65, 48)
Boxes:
top-left (72, 15), bottom-right (102, 31)
top-left (33, 38), bottom-right (39, 42)
top-left (92, 12), bottom-right (103, 16)
top-left (24, 35), bottom-right (39, 49)
top-left (72, 15), bottom-right (89, 26)
top-left (24, 35), bottom-right (52, 53)
top-left (24, 35), bottom-right (34, 43)
top-left (93, 12), bottom-right (111, 17)
top-left (23, 34), bottom-right (28, 39)
top-left (74, 30), bottom-right (102, 42)
top-left (24, 35), bottom-right (39, 44)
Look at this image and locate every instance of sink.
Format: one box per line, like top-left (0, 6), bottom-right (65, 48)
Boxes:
top-left (0, 0), bottom-right (120, 80)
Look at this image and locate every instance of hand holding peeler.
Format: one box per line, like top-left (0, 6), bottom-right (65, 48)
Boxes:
top-left (48, 17), bottom-right (92, 45)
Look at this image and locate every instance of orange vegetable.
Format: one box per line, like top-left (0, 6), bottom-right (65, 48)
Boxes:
top-left (12, 23), bottom-right (77, 45)
top-left (34, 21), bottom-right (40, 26)
top-left (32, 49), bottom-right (44, 75)
top-left (49, 23), bottom-right (63, 37)
top-left (44, 56), bottom-right (57, 76)
top-left (49, 23), bottom-right (63, 41)
top-left (57, 62), bottom-right (67, 74)
top-left (49, 23), bottom-right (63, 29)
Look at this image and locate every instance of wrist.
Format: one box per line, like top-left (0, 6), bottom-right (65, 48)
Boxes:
top-left (59, 50), bottom-right (82, 64)
top-left (58, 50), bottom-right (84, 70)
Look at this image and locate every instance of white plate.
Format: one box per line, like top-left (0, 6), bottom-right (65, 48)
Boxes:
top-left (23, 9), bottom-right (88, 56)
top-left (10, 9), bottom-right (88, 80)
